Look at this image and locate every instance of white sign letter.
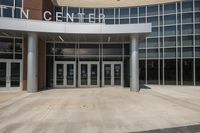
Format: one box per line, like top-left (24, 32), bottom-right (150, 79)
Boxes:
top-left (99, 13), bottom-right (105, 23)
top-left (56, 12), bottom-right (63, 22)
top-left (89, 13), bottom-right (95, 23)
top-left (0, 6), bottom-right (7, 17)
top-left (21, 9), bottom-right (29, 19)
top-left (44, 11), bottom-right (52, 21)
top-left (67, 13), bottom-right (74, 22)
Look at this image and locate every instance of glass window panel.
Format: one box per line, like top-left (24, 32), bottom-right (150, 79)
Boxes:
top-left (195, 0), bottom-right (200, 11)
top-left (115, 8), bottom-right (119, 18)
top-left (182, 36), bottom-right (193, 46)
top-left (164, 37), bottom-right (176, 47)
top-left (130, 18), bottom-right (138, 23)
top-left (104, 8), bottom-right (114, 18)
top-left (79, 44), bottom-right (99, 55)
top-left (183, 59), bottom-right (193, 85)
top-left (177, 14), bottom-right (181, 24)
top-left (195, 12), bottom-right (200, 23)
top-left (182, 13), bottom-right (193, 24)
top-left (196, 59), bottom-right (200, 85)
top-left (164, 15), bottom-right (176, 25)
top-left (103, 44), bottom-right (122, 55)
top-left (177, 3), bottom-right (181, 13)
top-left (14, 8), bottom-right (21, 18)
top-left (139, 49), bottom-right (146, 58)
top-left (164, 59), bottom-right (176, 85)
top-left (147, 60), bottom-right (158, 84)
top-left (139, 60), bottom-right (146, 84)
top-left (120, 8), bottom-right (129, 18)
top-left (139, 38), bottom-right (146, 48)
top-left (55, 43), bottom-right (75, 55)
top-left (164, 26), bottom-right (176, 36)
top-left (196, 24), bottom-right (200, 34)
top-left (124, 44), bottom-right (130, 55)
top-left (0, 38), bottom-right (14, 52)
top-left (182, 1), bottom-right (193, 12)
top-left (196, 35), bottom-right (200, 46)
top-left (182, 47), bottom-right (193, 57)
top-left (160, 16), bottom-right (163, 25)
top-left (164, 3), bottom-right (176, 14)
top-left (15, 38), bottom-right (22, 52)
top-left (0, 53), bottom-right (13, 59)
top-left (46, 43), bottom-right (54, 55)
top-left (120, 19), bottom-right (129, 24)
top-left (147, 49), bottom-right (158, 58)
top-left (139, 18), bottom-right (145, 23)
top-left (160, 5), bottom-right (163, 15)
top-left (196, 47), bottom-right (200, 57)
top-left (3, 7), bottom-right (13, 17)
top-left (105, 19), bottom-right (114, 24)
top-left (164, 48), bottom-right (176, 58)
top-left (160, 48), bottom-right (163, 58)
top-left (147, 17), bottom-right (158, 26)
top-left (46, 56), bottom-right (54, 87)
top-left (147, 38), bottom-right (158, 48)
top-left (0, 0), bottom-right (13, 6)
top-left (130, 8), bottom-right (137, 17)
top-left (84, 8), bottom-right (94, 18)
top-left (15, 54), bottom-right (22, 59)
top-left (160, 27), bottom-right (163, 36)
top-left (149, 27), bottom-right (158, 37)
top-left (15, 0), bottom-right (22, 7)
top-left (147, 6), bottom-right (158, 16)
top-left (139, 7), bottom-right (145, 17)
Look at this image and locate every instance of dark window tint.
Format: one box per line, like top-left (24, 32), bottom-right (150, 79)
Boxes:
top-left (196, 59), bottom-right (200, 85)
top-left (164, 59), bottom-right (176, 85)
top-left (147, 60), bottom-right (158, 84)
top-left (183, 59), bottom-right (193, 85)
top-left (0, 0), bottom-right (13, 6)
top-left (15, 0), bottom-right (22, 7)
top-left (139, 60), bottom-right (146, 84)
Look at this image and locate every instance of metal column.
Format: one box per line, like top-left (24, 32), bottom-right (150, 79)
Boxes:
top-left (130, 35), bottom-right (139, 92)
top-left (27, 33), bottom-right (38, 92)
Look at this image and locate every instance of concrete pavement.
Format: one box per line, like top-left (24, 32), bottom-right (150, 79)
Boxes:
top-left (0, 86), bottom-right (200, 133)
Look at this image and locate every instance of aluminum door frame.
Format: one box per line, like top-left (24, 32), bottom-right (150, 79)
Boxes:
top-left (54, 61), bottom-right (76, 88)
top-left (0, 59), bottom-right (22, 90)
top-left (102, 61), bottom-right (123, 87)
top-left (78, 61), bottom-right (100, 88)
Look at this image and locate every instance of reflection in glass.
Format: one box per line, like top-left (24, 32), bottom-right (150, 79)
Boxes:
top-left (11, 63), bottom-right (20, 87)
top-left (81, 64), bottom-right (88, 85)
top-left (91, 64), bottom-right (97, 85)
top-left (104, 64), bottom-right (111, 85)
top-left (56, 64), bottom-right (64, 85)
top-left (67, 64), bottom-right (74, 85)
top-left (183, 59), bottom-right (193, 85)
top-left (164, 60), bottom-right (176, 85)
top-left (114, 64), bottom-right (121, 85)
top-left (0, 62), bottom-right (6, 87)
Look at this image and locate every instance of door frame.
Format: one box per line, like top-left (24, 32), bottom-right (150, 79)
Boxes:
top-left (102, 61), bottom-right (123, 87)
top-left (54, 61), bottom-right (76, 88)
top-left (78, 61), bottom-right (100, 88)
top-left (0, 59), bottom-right (22, 90)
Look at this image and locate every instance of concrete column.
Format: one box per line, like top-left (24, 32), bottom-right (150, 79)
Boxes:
top-left (130, 35), bottom-right (139, 92)
top-left (27, 33), bottom-right (38, 92)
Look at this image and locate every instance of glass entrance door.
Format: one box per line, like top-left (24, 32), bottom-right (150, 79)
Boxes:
top-left (79, 62), bottom-right (99, 87)
top-left (54, 62), bottom-right (76, 87)
top-left (102, 62), bottom-right (123, 87)
top-left (0, 60), bottom-right (22, 90)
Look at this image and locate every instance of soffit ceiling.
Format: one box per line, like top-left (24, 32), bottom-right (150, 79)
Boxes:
top-left (52, 0), bottom-right (183, 8)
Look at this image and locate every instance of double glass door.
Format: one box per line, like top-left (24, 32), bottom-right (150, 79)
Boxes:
top-left (102, 62), bottom-right (123, 87)
top-left (54, 62), bottom-right (76, 87)
top-left (0, 60), bottom-right (22, 90)
top-left (79, 62), bottom-right (99, 87)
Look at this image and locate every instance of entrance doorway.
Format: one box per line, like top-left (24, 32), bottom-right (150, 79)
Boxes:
top-left (0, 60), bottom-right (22, 90)
top-left (54, 61), bottom-right (76, 88)
top-left (102, 62), bottom-right (123, 87)
top-left (79, 62), bottom-right (99, 87)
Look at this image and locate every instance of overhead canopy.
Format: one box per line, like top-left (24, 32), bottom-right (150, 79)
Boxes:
top-left (0, 18), bottom-right (151, 35)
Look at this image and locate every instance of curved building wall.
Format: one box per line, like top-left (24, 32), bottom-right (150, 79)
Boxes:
top-left (51, 0), bottom-right (200, 86)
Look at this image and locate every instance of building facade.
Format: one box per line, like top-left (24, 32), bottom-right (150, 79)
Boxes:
top-left (0, 0), bottom-right (199, 92)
